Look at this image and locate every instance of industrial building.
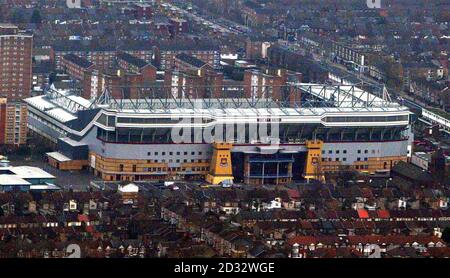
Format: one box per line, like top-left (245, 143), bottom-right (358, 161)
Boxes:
top-left (0, 158), bottom-right (59, 192)
top-left (24, 82), bottom-right (412, 185)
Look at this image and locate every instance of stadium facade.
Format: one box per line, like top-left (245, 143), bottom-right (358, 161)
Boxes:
top-left (25, 83), bottom-right (413, 185)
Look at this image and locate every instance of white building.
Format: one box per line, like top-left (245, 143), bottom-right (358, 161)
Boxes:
top-left (411, 152), bottom-right (432, 171)
top-left (0, 160), bottom-right (59, 192)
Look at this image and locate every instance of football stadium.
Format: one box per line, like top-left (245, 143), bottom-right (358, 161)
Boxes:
top-left (25, 83), bottom-right (412, 185)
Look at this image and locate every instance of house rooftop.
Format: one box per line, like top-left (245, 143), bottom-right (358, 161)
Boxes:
top-left (392, 161), bottom-right (433, 183)
top-left (63, 54), bottom-right (94, 69)
top-left (117, 52), bottom-right (150, 69)
top-left (175, 53), bottom-right (207, 68)
top-left (158, 40), bottom-right (219, 51)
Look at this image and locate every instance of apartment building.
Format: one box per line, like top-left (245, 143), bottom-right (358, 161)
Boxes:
top-left (243, 68), bottom-right (302, 102)
top-left (61, 54), bottom-right (95, 81)
top-left (83, 53), bottom-right (158, 100)
top-left (0, 98), bottom-right (27, 146)
top-left (165, 53), bottom-right (223, 98)
top-left (0, 24), bottom-right (33, 101)
top-left (155, 41), bottom-right (220, 70)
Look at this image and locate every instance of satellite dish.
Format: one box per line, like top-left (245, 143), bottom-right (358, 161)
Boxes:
top-left (66, 0), bottom-right (81, 9)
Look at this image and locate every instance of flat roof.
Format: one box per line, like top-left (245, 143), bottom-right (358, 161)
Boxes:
top-left (118, 183), bottom-right (139, 193)
top-left (30, 184), bottom-right (61, 191)
top-left (413, 152), bottom-right (432, 160)
top-left (0, 23), bottom-right (18, 28)
top-left (0, 175), bottom-right (31, 186)
top-left (47, 152), bottom-right (71, 162)
top-left (9, 166), bottom-right (55, 180)
top-left (59, 137), bottom-right (88, 147)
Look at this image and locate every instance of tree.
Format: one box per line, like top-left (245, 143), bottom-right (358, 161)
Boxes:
top-left (442, 227), bottom-right (450, 244)
top-left (335, 168), bottom-right (358, 187)
top-left (10, 9), bottom-right (25, 24)
top-left (30, 9), bottom-right (42, 25)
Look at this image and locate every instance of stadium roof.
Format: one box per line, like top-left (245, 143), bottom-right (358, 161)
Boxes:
top-left (90, 83), bottom-right (404, 115)
top-left (24, 83), bottom-right (410, 135)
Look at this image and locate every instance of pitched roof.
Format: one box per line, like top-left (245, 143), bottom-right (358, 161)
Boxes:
top-left (175, 53), bottom-right (207, 68)
top-left (357, 209), bottom-right (369, 219)
top-left (117, 52), bottom-right (149, 69)
top-left (158, 40), bottom-right (219, 51)
top-left (377, 209), bottom-right (390, 219)
top-left (287, 236), bottom-right (317, 246)
top-left (63, 54), bottom-right (93, 69)
top-left (392, 161), bottom-right (433, 183)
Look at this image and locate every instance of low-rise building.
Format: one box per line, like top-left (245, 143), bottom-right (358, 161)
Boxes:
top-left (411, 152), bottom-right (432, 171)
top-left (61, 54), bottom-right (95, 81)
top-left (0, 160), bottom-right (59, 192)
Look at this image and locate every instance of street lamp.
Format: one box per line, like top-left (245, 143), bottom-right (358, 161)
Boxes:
top-left (385, 178), bottom-right (392, 189)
